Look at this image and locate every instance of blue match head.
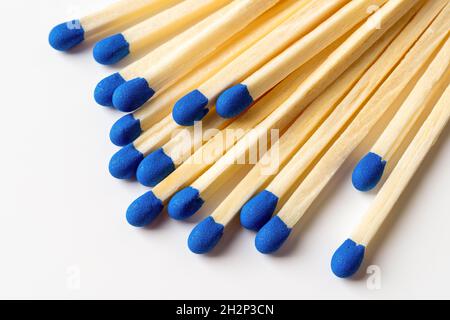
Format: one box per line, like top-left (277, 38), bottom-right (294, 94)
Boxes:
top-left (255, 216), bottom-right (291, 254)
top-left (352, 152), bottom-right (387, 192)
top-left (188, 217), bottom-right (224, 254)
top-left (110, 114), bottom-right (142, 147)
top-left (240, 190), bottom-right (279, 231)
top-left (94, 73), bottom-right (126, 107)
top-left (136, 148), bottom-right (175, 187)
top-left (49, 20), bottom-right (85, 51)
top-left (112, 78), bottom-right (155, 112)
top-left (93, 34), bottom-right (130, 65)
top-left (172, 90), bottom-right (209, 126)
top-left (126, 191), bottom-right (164, 227)
top-left (216, 84), bottom-right (254, 119)
top-left (168, 187), bottom-right (204, 220)
top-left (331, 239), bottom-right (366, 278)
top-left (109, 144), bottom-right (144, 179)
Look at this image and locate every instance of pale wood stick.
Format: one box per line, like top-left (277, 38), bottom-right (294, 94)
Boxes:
top-left (276, 4), bottom-right (450, 229)
top-left (352, 84), bottom-right (450, 246)
top-left (134, 116), bottom-right (175, 155)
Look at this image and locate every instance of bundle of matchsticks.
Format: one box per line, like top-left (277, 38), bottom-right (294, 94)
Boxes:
top-left (49, 0), bottom-right (450, 278)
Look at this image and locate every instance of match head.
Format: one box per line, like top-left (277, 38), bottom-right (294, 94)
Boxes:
top-left (93, 34), bottom-right (130, 65)
top-left (188, 217), bottom-right (224, 254)
top-left (352, 152), bottom-right (387, 192)
top-left (109, 144), bottom-right (144, 180)
top-left (331, 239), bottom-right (365, 278)
top-left (112, 78), bottom-right (155, 112)
top-left (168, 187), bottom-right (204, 220)
top-left (110, 114), bottom-right (142, 147)
top-left (136, 148), bottom-right (176, 187)
top-left (172, 90), bottom-right (209, 126)
top-left (240, 190), bottom-right (279, 231)
top-left (126, 191), bottom-right (164, 227)
top-left (216, 84), bottom-right (254, 119)
top-left (255, 216), bottom-right (291, 254)
top-left (94, 73), bottom-right (126, 107)
top-left (49, 20), bottom-right (85, 51)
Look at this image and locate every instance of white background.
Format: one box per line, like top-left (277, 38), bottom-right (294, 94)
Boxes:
top-left (0, 0), bottom-right (449, 299)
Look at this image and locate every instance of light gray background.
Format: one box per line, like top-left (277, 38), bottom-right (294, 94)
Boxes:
top-left (0, 0), bottom-right (449, 299)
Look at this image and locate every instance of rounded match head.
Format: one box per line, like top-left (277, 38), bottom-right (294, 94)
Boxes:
top-left (136, 148), bottom-right (175, 187)
top-left (49, 20), bottom-right (85, 51)
top-left (126, 191), bottom-right (164, 227)
top-left (112, 78), bottom-right (155, 112)
top-left (93, 34), bottom-right (130, 65)
top-left (240, 190), bottom-right (279, 231)
top-left (216, 84), bottom-right (254, 119)
top-left (188, 217), bottom-right (224, 254)
top-left (94, 73), bottom-right (126, 107)
top-left (255, 216), bottom-right (291, 254)
top-left (110, 114), bottom-right (142, 147)
top-left (168, 187), bottom-right (204, 220)
top-left (108, 144), bottom-right (144, 179)
top-left (331, 239), bottom-right (365, 278)
top-left (172, 90), bottom-right (209, 126)
top-left (352, 152), bottom-right (387, 192)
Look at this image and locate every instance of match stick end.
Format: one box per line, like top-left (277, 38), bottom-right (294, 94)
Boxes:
top-left (168, 187), bottom-right (205, 220)
top-left (127, 191), bottom-right (164, 227)
top-left (110, 114), bottom-right (142, 147)
top-left (93, 34), bottom-right (130, 65)
top-left (255, 216), bottom-right (291, 254)
top-left (240, 190), bottom-right (279, 231)
top-left (94, 73), bottom-right (126, 107)
top-left (136, 148), bottom-right (176, 187)
top-left (109, 144), bottom-right (144, 180)
top-left (352, 152), bottom-right (386, 192)
top-left (188, 217), bottom-right (224, 254)
top-left (113, 78), bottom-right (155, 112)
top-left (172, 90), bottom-right (209, 126)
top-left (49, 20), bottom-right (84, 51)
top-left (331, 239), bottom-right (365, 278)
top-left (217, 84), bottom-right (254, 119)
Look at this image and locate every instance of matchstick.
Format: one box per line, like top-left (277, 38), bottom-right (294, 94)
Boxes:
top-left (171, 0), bottom-right (347, 126)
top-left (352, 38), bottom-right (450, 191)
top-left (216, 0), bottom-right (387, 118)
top-left (253, 3), bottom-right (450, 255)
top-left (332, 84), bottom-right (450, 278)
top-left (49, 0), bottom-right (181, 51)
top-left (111, 0), bottom-right (280, 112)
top-left (93, 0), bottom-right (231, 65)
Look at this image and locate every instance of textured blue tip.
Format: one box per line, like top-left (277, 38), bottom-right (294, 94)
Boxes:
top-left (352, 152), bottom-right (387, 192)
top-left (109, 144), bottom-right (144, 179)
top-left (172, 90), bottom-right (209, 126)
top-left (255, 216), bottom-right (291, 254)
top-left (168, 187), bottom-right (204, 220)
top-left (49, 20), bottom-right (85, 51)
top-left (331, 239), bottom-right (365, 278)
top-left (136, 148), bottom-right (175, 187)
top-left (93, 34), bottom-right (130, 65)
top-left (112, 78), bottom-right (155, 112)
top-left (216, 84), bottom-right (254, 118)
top-left (188, 217), bottom-right (224, 254)
top-left (240, 190), bottom-right (279, 231)
top-left (126, 191), bottom-right (164, 227)
top-left (94, 73), bottom-right (126, 107)
top-left (110, 114), bottom-right (142, 147)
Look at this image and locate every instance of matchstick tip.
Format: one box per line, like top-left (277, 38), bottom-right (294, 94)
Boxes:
top-left (172, 90), bottom-right (210, 126)
top-left (168, 187), bottom-right (205, 220)
top-left (255, 216), bottom-right (291, 254)
top-left (93, 34), bottom-right (130, 65)
top-left (136, 148), bottom-right (176, 187)
top-left (126, 191), bottom-right (164, 227)
top-left (109, 144), bottom-right (144, 180)
top-left (188, 217), bottom-right (224, 254)
top-left (352, 152), bottom-right (387, 192)
top-left (331, 239), bottom-right (365, 278)
top-left (94, 73), bottom-right (126, 107)
top-left (110, 114), bottom-right (142, 147)
top-left (217, 84), bottom-right (254, 118)
top-left (240, 190), bottom-right (279, 231)
top-left (49, 20), bottom-right (85, 51)
top-left (113, 78), bottom-right (155, 112)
